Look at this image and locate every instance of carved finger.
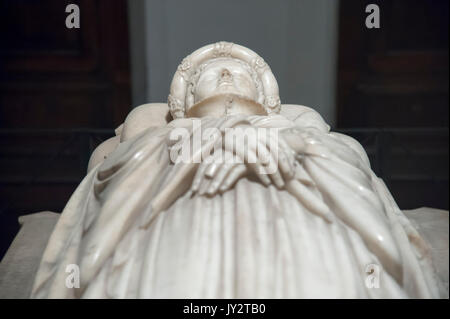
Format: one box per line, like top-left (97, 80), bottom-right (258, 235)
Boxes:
top-left (243, 139), bottom-right (273, 187)
top-left (233, 137), bottom-right (270, 185)
top-left (256, 138), bottom-right (272, 166)
top-left (248, 162), bottom-right (271, 186)
top-left (219, 164), bottom-right (248, 193)
top-left (221, 133), bottom-right (250, 164)
top-left (204, 149), bottom-right (227, 178)
top-left (274, 134), bottom-right (296, 179)
top-left (198, 169), bottom-right (215, 195)
top-left (207, 162), bottom-right (234, 195)
top-left (192, 162), bottom-right (208, 193)
top-left (205, 161), bottom-right (221, 179)
top-left (219, 115), bottom-right (250, 132)
top-left (256, 130), bottom-right (285, 188)
top-left (268, 166), bottom-right (285, 189)
top-left (219, 164), bottom-right (247, 193)
top-left (221, 127), bottom-right (273, 187)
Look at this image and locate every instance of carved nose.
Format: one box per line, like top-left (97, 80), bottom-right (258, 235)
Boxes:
top-left (220, 69), bottom-right (233, 82)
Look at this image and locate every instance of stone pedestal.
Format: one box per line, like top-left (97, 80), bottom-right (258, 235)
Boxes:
top-left (0, 212), bottom-right (59, 299)
top-left (0, 208), bottom-right (448, 298)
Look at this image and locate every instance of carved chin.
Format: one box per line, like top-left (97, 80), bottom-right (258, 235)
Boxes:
top-left (187, 93), bottom-right (267, 118)
top-left (216, 85), bottom-right (242, 96)
top-left (199, 85), bottom-right (254, 103)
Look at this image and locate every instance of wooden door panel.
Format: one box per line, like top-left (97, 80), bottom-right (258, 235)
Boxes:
top-left (0, 0), bottom-right (131, 258)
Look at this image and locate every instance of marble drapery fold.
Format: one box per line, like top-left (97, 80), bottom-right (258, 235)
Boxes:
top-left (31, 114), bottom-right (442, 298)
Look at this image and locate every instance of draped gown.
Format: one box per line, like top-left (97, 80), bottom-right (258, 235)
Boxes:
top-left (31, 106), bottom-right (443, 298)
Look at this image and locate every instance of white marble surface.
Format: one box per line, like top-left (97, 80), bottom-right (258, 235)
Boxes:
top-left (0, 208), bottom-right (447, 298)
top-left (26, 43), bottom-right (446, 298)
top-left (0, 212), bottom-right (59, 299)
top-left (403, 207), bottom-right (449, 296)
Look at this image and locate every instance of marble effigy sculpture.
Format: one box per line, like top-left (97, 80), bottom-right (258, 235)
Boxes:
top-left (31, 42), bottom-right (444, 298)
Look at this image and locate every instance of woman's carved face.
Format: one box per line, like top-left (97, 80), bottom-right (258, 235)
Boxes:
top-left (194, 59), bottom-right (258, 103)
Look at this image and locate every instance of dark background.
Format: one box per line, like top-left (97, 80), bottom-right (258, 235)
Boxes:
top-left (0, 0), bottom-right (448, 259)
